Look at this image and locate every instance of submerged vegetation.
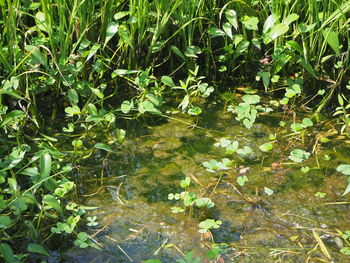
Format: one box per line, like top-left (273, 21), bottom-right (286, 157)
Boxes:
top-left (1, 0), bottom-right (350, 262)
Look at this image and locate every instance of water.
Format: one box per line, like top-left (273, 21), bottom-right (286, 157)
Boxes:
top-left (58, 106), bottom-right (350, 262)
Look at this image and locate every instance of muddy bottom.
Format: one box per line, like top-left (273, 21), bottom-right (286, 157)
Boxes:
top-left (59, 108), bottom-right (350, 262)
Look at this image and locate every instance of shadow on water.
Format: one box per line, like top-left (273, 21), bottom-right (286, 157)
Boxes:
top-left (58, 106), bottom-right (350, 263)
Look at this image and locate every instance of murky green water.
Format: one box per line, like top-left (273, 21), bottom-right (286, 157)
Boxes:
top-left (59, 106), bottom-right (350, 262)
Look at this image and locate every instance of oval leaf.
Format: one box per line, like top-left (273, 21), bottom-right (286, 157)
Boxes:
top-left (94, 143), bottom-right (113, 152)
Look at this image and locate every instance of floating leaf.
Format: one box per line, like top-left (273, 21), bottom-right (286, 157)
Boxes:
top-left (289, 149), bottom-right (310, 163)
top-left (336, 164), bottom-right (350, 175)
top-left (180, 177), bottom-right (191, 188)
top-left (264, 187), bottom-right (274, 196)
top-left (242, 94), bottom-right (260, 104)
top-left (237, 175), bottom-right (248, 186)
top-left (259, 143), bottom-right (273, 152)
top-left (301, 166), bottom-right (310, 174)
top-left (302, 118), bottom-right (313, 127)
top-left (195, 198), bottom-right (215, 208)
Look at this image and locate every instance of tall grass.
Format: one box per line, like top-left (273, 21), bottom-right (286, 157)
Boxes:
top-left (0, 0), bottom-right (350, 107)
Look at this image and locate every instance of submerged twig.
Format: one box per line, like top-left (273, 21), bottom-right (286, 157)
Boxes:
top-left (106, 236), bottom-right (134, 262)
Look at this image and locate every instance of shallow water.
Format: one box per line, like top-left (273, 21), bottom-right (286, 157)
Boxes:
top-left (60, 106), bottom-right (350, 262)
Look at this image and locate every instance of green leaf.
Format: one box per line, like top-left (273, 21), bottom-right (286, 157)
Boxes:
top-left (283, 14), bottom-right (299, 26)
top-left (297, 23), bottom-right (316, 33)
top-left (72, 139), bottom-right (83, 148)
top-left (0, 110), bottom-right (25, 128)
top-left (301, 166), bottom-right (310, 174)
top-left (290, 123), bottom-right (304, 132)
top-left (184, 46), bottom-right (202, 58)
top-left (77, 232), bottom-right (88, 241)
top-left (65, 106), bottom-right (81, 116)
top-left (115, 129), bottom-right (126, 143)
top-left (263, 14), bottom-right (279, 33)
top-left (121, 100), bottom-right (133, 114)
top-left (208, 27), bottom-right (226, 37)
top-left (259, 143), bottom-right (273, 152)
top-left (241, 16), bottom-right (259, 31)
top-left (25, 45), bottom-right (47, 67)
top-left (286, 40), bottom-right (303, 55)
top-left (90, 87), bottom-right (104, 99)
top-left (114, 11), bottom-right (129, 20)
top-left (0, 243), bottom-right (20, 263)
top-left (180, 177), bottom-right (191, 188)
top-left (146, 93), bottom-right (163, 107)
top-left (87, 104), bottom-right (98, 115)
top-left (104, 22), bottom-right (119, 47)
top-left (67, 89), bottom-right (79, 106)
top-left (242, 94), bottom-right (260, 104)
top-left (337, 164), bottom-right (350, 175)
top-left (298, 58), bottom-right (317, 78)
top-left (0, 216), bottom-right (11, 229)
top-left (43, 195), bottom-right (63, 215)
top-left (40, 152), bottom-right (51, 179)
top-left (138, 101), bottom-right (161, 115)
top-left (206, 247), bottom-right (220, 260)
top-left (222, 22), bottom-right (232, 39)
top-left (342, 183), bottom-right (350, 196)
top-left (144, 260), bottom-right (161, 263)
top-left (270, 23), bottom-right (289, 40)
top-left (161, 76), bottom-right (175, 87)
top-left (225, 10), bottom-right (238, 30)
top-left (195, 198), bottom-right (215, 208)
top-left (86, 43), bottom-right (101, 62)
top-left (264, 187), bottom-right (274, 196)
top-left (171, 45), bottom-right (186, 61)
top-left (188, 106), bottom-right (202, 115)
top-left (237, 175), bottom-right (248, 186)
top-left (27, 243), bottom-right (49, 257)
top-left (94, 143), bottom-right (113, 152)
top-left (302, 118), bottom-right (313, 127)
top-left (260, 71), bottom-right (270, 92)
top-left (111, 69), bottom-right (139, 78)
top-left (289, 149), bottom-right (310, 163)
top-left (322, 28), bottom-right (340, 55)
